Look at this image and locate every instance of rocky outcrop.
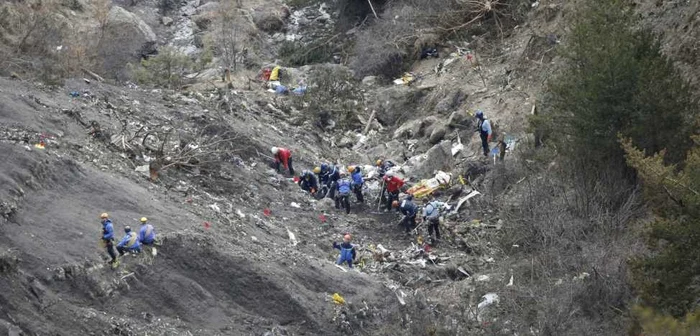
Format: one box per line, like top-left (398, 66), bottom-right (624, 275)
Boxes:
top-left (100, 6), bottom-right (157, 79)
top-left (402, 141), bottom-right (454, 178)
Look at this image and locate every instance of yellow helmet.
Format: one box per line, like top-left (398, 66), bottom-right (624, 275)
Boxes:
top-left (100, 213), bottom-right (109, 219)
top-left (376, 159), bottom-right (383, 166)
top-left (313, 166), bottom-right (321, 174)
top-left (140, 217), bottom-right (148, 223)
top-left (347, 165), bottom-right (355, 173)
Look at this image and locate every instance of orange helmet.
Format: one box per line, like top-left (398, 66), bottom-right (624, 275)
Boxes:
top-left (100, 213), bottom-right (109, 219)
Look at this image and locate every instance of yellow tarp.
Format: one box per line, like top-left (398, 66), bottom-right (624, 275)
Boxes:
top-left (332, 293), bottom-right (345, 305)
top-left (270, 66), bottom-right (281, 81)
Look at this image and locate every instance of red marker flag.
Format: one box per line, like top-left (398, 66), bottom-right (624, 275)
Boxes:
top-left (319, 214), bottom-right (327, 223)
top-left (203, 221), bottom-right (211, 229)
top-left (263, 208), bottom-right (271, 217)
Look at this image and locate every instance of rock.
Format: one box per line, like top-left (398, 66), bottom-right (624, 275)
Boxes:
top-left (253, 8), bottom-right (285, 33)
top-left (362, 76), bottom-right (377, 86)
top-left (393, 116), bottom-right (438, 140)
top-left (373, 86), bottom-right (427, 126)
top-left (447, 110), bottom-right (470, 128)
top-left (429, 123), bottom-right (448, 144)
top-left (161, 16), bottom-right (173, 26)
top-left (435, 90), bottom-right (467, 114)
top-left (403, 141), bottom-right (454, 178)
top-left (196, 2), bottom-right (219, 15)
top-left (101, 6), bottom-right (157, 77)
top-left (336, 132), bottom-right (356, 149)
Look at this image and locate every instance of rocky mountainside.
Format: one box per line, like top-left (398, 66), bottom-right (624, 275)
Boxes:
top-left (1, 0), bottom-right (700, 335)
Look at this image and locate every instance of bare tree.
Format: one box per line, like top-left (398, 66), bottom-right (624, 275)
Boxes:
top-left (212, 0), bottom-right (246, 75)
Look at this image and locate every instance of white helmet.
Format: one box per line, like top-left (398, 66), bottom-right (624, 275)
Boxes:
top-left (385, 171), bottom-right (394, 178)
top-left (270, 147), bottom-right (279, 155)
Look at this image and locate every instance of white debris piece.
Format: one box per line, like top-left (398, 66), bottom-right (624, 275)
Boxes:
top-left (287, 228), bottom-right (298, 246)
top-left (451, 136), bottom-right (464, 156)
top-left (135, 165), bottom-right (150, 173)
top-left (476, 274), bottom-right (490, 282)
top-left (251, 236), bottom-right (258, 242)
top-left (395, 290), bottom-right (406, 305)
top-left (236, 209), bottom-right (245, 218)
top-left (209, 204), bottom-right (220, 213)
top-left (478, 293), bottom-right (499, 309)
top-left (451, 190), bottom-right (482, 214)
top-left (507, 274), bottom-right (514, 287)
top-left (290, 202), bottom-right (301, 208)
top-left (573, 272), bottom-right (590, 281)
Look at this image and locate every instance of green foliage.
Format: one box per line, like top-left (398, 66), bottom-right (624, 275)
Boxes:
top-left (532, 0), bottom-right (697, 174)
top-left (291, 65), bottom-right (363, 130)
top-left (279, 40), bottom-right (334, 66)
top-left (622, 135), bottom-right (700, 317)
top-left (633, 306), bottom-right (700, 335)
top-left (130, 46), bottom-right (194, 89)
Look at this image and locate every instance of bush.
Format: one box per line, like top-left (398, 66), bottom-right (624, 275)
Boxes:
top-left (494, 151), bottom-right (641, 334)
top-left (531, 0), bottom-right (697, 178)
top-left (622, 136), bottom-right (700, 317)
top-left (130, 46), bottom-right (194, 89)
top-left (279, 40), bottom-right (335, 66)
top-left (291, 65), bottom-right (363, 130)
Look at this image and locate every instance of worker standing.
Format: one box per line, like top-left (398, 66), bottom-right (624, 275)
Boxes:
top-left (319, 163), bottom-right (340, 199)
top-left (376, 159), bottom-right (395, 178)
top-left (333, 234), bottom-right (356, 268)
top-left (383, 172), bottom-right (404, 211)
top-left (475, 110), bottom-right (492, 157)
top-left (100, 213), bottom-right (117, 266)
top-left (271, 147), bottom-right (294, 176)
top-left (422, 198), bottom-right (446, 245)
top-left (348, 166), bottom-right (364, 203)
top-left (335, 172), bottom-right (352, 214)
top-left (394, 197), bottom-right (418, 234)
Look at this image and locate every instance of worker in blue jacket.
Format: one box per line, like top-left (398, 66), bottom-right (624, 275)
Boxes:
top-left (138, 217), bottom-right (156, 245)
top-left (348, 165), bottom-right (364, 203)
top-left (298, 169), bottom-right (319, 195)
top-left (116, 226), bottom-right (141, 255)
top-left (319, 163), bottom-right (340, 199)
top-left (100, 213), bottom-right (117, 265)
top-left (333, 234), bottom-right (356, 268)
top-left (335, 172), bottom-right (352, 214)
top-left (393, 197), bottom-right (418, 233)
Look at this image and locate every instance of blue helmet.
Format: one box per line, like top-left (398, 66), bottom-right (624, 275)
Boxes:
top-left (320, 163), bottom-right (329, 171)
top-left (475, 110), bottom-right (484, 119)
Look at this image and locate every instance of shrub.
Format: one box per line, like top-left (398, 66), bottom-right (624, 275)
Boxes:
top-left (130, 46), bottom-right (194, 89)
top-left (291, 65), bottom-right (363, 130)
top-left (622, 135), bottom-right (700, 317)
top-left (279, 40), bottom-right (335, 66)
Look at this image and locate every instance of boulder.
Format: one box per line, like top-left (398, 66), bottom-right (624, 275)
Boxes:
top-left (429, 122), bottom-right (448, 144)
top-left (366, 140), bottom-right (406, 164)
top-left (161, 16), bottom-right (173, 26)
top-left (403, 141), bottom-right (454, 179)
top-left (100, 6), bottom-right (156, 78)
top-left (447, 110), bottom-right (471, 128)
top-left (373, 86), bottom-right (427, 127)
top-left (196, 2), bottom-right (219, 15)
top-left (253, 8), bottom-right (285, 33)
top-left (362, 76), bottom-right (377, 86)
top-left (435, 89), bottom-right (467, 114)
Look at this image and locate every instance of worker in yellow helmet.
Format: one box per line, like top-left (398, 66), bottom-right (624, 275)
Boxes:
top-left (375, 159), bottom-right (395, 178)
top-left (138, 217), bottom-right (156, 246)
top-left (100, 213), bottom-right (117, 265)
